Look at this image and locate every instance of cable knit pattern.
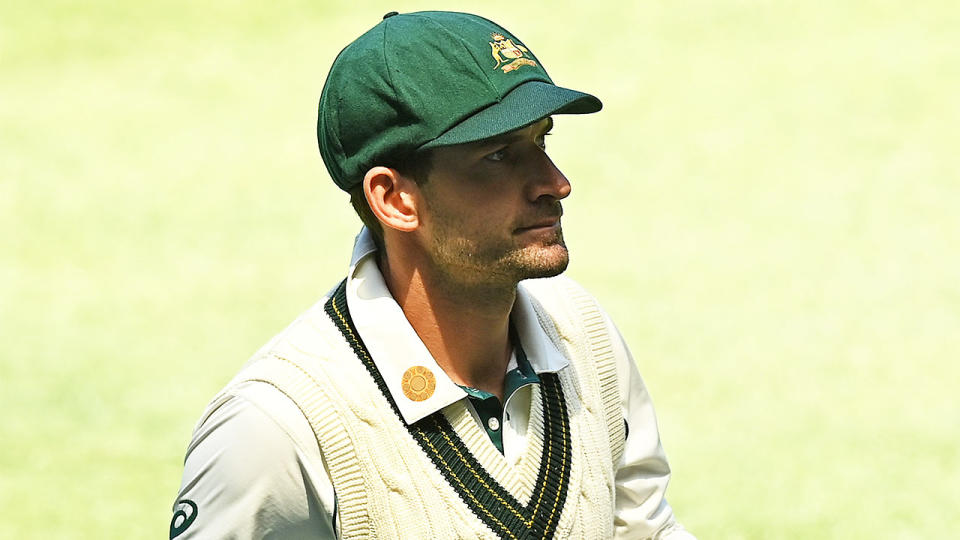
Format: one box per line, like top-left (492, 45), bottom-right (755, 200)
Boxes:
top-left (521, 277), bottom-right (627, 470)
top-left (209, 276), bottom-right (626, 538)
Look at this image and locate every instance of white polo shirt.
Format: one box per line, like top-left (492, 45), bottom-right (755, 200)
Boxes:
top-left (170, 228), bottom-right (694, 539)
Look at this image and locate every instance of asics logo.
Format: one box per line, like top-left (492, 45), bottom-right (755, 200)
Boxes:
top-left (170, 499), bottom-right (198, 539)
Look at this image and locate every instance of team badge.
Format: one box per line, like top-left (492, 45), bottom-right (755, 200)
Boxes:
top-left (401, 365), bottom-right (436, 401)
top-left (489, 32), bottom-right (538, 73)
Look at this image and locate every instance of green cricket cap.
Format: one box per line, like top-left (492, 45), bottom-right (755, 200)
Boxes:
top-left (317, 10), bottom-right (602, 192)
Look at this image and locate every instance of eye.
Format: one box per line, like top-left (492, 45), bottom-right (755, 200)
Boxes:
top-left (484, 148), bottom-right (507, 162)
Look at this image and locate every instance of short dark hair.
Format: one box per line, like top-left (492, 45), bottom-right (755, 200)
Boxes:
top-left (348, 150), bottom-right (434, 251)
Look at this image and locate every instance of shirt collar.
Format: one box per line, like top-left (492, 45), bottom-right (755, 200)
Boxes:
top-left (344, 228), bottom-right (569, 425)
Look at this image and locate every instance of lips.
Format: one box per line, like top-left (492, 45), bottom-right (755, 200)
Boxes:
top-left (514, 212), bottom-right (562, 234)
top-left (514, 203), bottom-right (563, 234)
top-left (515, 218), bottom-right (560, 233)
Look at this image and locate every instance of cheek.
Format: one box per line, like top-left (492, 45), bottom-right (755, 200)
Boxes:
top-left (468, 199), bottom-right (516, 230)
top-left (426, 201), bottom-right (515, 247)
top-left (420, 170), bottom-right (526, 233)
top-left (430, 190), bottom-right (514, 222)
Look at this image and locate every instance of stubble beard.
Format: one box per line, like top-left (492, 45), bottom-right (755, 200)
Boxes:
top-left (430, 225), bottom-right (570, 290)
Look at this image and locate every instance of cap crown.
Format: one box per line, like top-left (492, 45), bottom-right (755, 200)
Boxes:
top-left (318, 11), bottom-right (553, 191)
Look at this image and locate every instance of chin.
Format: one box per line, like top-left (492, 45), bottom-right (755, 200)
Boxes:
top-left (517, 244), bottom-right (569, 280)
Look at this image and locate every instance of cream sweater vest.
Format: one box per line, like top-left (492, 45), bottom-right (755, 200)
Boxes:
top-left (223, 276), bottom-right (625, 539)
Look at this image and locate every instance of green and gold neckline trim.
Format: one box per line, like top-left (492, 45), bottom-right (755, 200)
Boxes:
top-left (324, 280), bottom-right (572, 539)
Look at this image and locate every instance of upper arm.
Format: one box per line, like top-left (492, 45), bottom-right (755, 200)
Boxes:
top-left (171, 384), bottom-right (337, 539)
top-left (605, 315), bottom-right (690, 539)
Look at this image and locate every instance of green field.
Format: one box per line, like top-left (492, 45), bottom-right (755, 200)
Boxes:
top-left (2, 1), bottom-right (958, 537)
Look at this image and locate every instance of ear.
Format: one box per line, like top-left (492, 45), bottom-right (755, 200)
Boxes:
top-left (363, 166), bottom-right (420, 233)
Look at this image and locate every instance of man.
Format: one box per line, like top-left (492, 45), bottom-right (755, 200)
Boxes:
top-left (171, 11), bottom-right (695, 539)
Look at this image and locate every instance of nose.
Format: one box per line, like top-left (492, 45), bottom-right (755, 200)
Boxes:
top-left (526, 152), bottom-right (571, 202)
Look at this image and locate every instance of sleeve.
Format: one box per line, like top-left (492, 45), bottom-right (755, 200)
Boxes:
top-left (169, 382), bottom-right (338, 539)
top-left (608, 316), bottom-right (697, 540)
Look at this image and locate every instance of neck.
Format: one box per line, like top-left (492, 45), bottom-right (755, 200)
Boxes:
top-left (379, 250), bottom-right (515, 401)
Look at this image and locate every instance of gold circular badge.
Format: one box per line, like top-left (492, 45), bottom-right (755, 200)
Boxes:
top-left (401, 365), bottom-right (436, 402)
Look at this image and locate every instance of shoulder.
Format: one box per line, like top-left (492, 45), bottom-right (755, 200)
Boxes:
top-left (519, 274), bottom-right (615, 335)
top-left (186, 287), bottom-right (348, 482)
top-left (171, 285), bottom-right (348, 538)
top-left (520, 273), bottom-right (638, 400)
top-left (519, 274), bottom-right (610, 317)
top-left (187, 381), bottom-right (320, 461)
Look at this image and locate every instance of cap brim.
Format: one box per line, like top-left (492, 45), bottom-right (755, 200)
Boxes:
top-left (419, 80), bottom-right (602, 150)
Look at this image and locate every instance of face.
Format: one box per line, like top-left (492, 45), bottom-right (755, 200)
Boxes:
top-left (412, 117), bottom-right (572, 288)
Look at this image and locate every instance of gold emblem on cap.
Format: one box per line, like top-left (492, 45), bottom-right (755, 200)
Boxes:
top-left (401, 365), bottom-right (436, 402)
top-left (489, 32), bottom-right (537, 73)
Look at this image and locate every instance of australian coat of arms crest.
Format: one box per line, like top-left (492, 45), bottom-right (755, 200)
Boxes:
top-left (489, 32), bottom-right (538, 73)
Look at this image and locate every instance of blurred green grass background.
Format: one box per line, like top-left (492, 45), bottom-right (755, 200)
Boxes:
top-left (2, 1), bottom-right (958, 537)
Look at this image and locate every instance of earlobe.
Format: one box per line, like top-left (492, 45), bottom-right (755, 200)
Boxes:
top-left (363, 167), bottom-right (420, 233)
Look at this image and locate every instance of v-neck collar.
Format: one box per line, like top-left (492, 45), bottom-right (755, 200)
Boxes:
top-left (324, 280), bottom-right (573, 539)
